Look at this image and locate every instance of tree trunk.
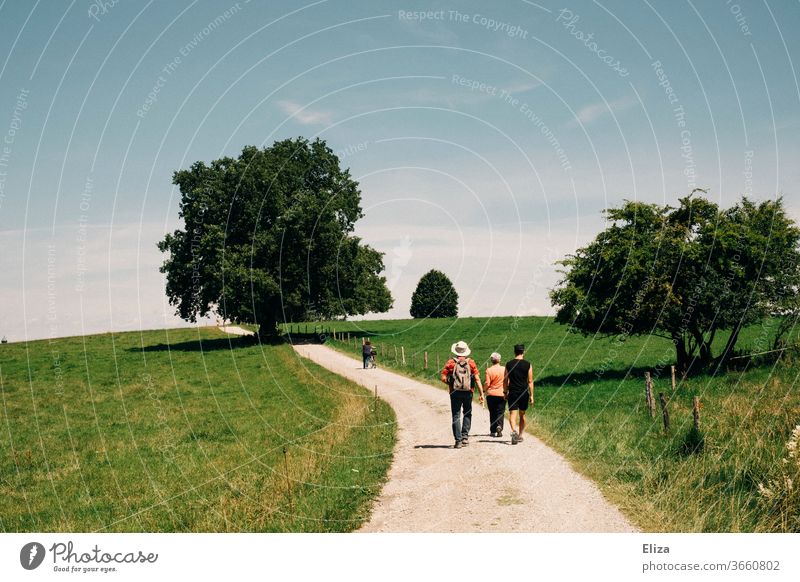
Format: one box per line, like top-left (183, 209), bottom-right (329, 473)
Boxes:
top-left (674, 332), bottom-right (689, 375)
top-left (692, 328), bottom-right (713, 367)
top-left (715, 323), bottom-right (742, 368)
top-left (256, 309), bottom-right (280, 342)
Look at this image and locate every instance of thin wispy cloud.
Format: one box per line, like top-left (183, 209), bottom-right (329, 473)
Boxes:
top-left (277, 99), bottom-right (333, 125)
top-left (571, 95), bottom-right (637, 126)
top-left (504, 79), bottom-right (542, 94)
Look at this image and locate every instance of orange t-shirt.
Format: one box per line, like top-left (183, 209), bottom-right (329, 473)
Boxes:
top-left (484, 364), bottom-right (505, 397)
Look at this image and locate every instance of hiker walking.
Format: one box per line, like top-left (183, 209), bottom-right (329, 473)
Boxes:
top-left (484, 352), bottom-right (506, 437)
top-left (441, 341), bottom-right (484, 449)
top-left (504, 344), bottom-right (533, 445)
top-left (362, 339), bottom-right (375, 369)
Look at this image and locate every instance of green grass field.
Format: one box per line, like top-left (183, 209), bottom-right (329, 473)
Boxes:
top-left (311, 316), bottom-right (800, 532)
top-left (0, 327), bottom-right (395, 532)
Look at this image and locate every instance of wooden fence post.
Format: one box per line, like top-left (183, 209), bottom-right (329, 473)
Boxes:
top-left (424, 351), bottom-right (428, 369)
top-left (644, 372), bottom-right (655, 418)
top-left (658, 392), bottom-right (670, 433)
top-left (394, 345), bottom-right (398, 363)
top-left (412, 353), bottom-right (416, 368)
top-left (401, 346), bottom-right (406, 366)
top-left (671, 365), bottom-right (677, 394)
top-left (692, 396), bottom-right (700, 430)
top-left (437, 354), bottom-right (440, 372)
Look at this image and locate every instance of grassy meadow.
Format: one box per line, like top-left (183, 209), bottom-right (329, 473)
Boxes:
top-left (0, 327), bottom-right (395, 532)
top-left (309, 316), bottom-right (800, 532)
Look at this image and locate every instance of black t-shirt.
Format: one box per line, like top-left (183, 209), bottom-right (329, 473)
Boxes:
top-left (362, 344), bottom-right (374, 356)
top-left (505, 359), bottom-right (531, 392)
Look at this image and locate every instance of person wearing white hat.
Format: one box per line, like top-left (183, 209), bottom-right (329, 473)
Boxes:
top-left (484, 352), bottom-right (506, 437)
top-left (440, 340), bottom-right (484, 449)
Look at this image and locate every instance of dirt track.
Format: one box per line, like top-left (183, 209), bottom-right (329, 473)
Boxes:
top-left (293, 344), bottom-right (637, 533)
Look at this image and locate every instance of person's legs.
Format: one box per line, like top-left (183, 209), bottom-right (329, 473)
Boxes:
top-left (487, 396), bottom-right (503, 434)
top-left (450, 392), bottom-right (463, 443)
top-left (497, 396), bottom-right (506, 435)
top-left (514, 390), bottom-right (529, 439)
top-left (495, 397), bottom-right (506, 434)
top-left (363, 355), bottom-right (369, 369)
top-left (508, 407), bottom-right (520, 444)
top-left (508, 409), bottom-right (518, 434)
top-left (461, 392), bottom-right (472, 441)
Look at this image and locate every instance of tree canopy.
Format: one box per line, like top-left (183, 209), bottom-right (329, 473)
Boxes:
top-left (410, 270), bottom-right (459, 318)
top-left (158, 137), bottom-right (392, 337)
top-left (550, 194), bottom-right (800, 373)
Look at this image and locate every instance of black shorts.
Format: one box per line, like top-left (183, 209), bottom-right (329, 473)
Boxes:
top-left (507, 390), bottom-right (529, 411)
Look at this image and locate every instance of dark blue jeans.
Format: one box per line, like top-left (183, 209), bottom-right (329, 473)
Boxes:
top-left (363, 355), bottom-right (371, 368)
top-left (450, 390), bottom-right (473, 442)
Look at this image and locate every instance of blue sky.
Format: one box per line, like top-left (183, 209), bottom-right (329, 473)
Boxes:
top-left (1, 0), bottom-right (799, 340)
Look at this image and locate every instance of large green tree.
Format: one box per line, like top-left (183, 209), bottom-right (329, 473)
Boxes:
top-left (550, 194), bottom-right (800, 373)
top-left (158, 137), bottom-right (392, 338)
top-left (410, 270), bottom-right (458, 318)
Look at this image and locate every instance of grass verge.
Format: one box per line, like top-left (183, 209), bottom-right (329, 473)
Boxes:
top-left (0, 327), bottom-right (395, 532)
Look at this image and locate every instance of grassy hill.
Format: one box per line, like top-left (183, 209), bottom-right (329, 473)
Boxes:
top-left (311, 316), bottom-right (800, 532)
top-left (0, 327), bottom-right (395, 532)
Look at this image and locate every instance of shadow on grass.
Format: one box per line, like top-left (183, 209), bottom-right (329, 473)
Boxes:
top-left (130, 334), bottom-right (269, 353)
top-left (536, 357), bottom-right (766, 388)
top-left (132, 330), bottom-right (342, 352)
top-left (535, 365), bottom-right (656, 387)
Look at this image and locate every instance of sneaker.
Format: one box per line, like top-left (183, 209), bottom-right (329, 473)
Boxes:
top-left (496, 430), bottom-right (503, 438)
top-left (517, 434), bottom-right (524, 442)
top-left (454, 441), bottom-right (463, 449)
top-left (511, 432), bottom-right (519, 445)
top-left (490, 430), bottom-right (499, 438)
top-left (461, 437), bottom-right (469, 446)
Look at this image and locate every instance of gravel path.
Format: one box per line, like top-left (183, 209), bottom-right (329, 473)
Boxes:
top-left (293, 344), bottom-right (637, 533)
top-left (219, 325), bottom-right (254, 336)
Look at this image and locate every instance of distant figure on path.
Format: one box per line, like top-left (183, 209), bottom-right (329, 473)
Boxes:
top-left (484, 352), bottom-right (506, 437)
top-left (362, 339), bottom-right (375, 369)
top-left (441, 340), bottom-right (484, 449)
top-left (504, 344), bottom-right (534, 445)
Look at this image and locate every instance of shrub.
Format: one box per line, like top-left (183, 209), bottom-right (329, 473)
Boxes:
top-left (410, 270), bottom-right (458, 318)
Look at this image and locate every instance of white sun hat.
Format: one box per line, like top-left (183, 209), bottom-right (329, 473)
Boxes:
top-left (451, 340), bottom-right (471, 357)
top-left (490, 352), bottom-right (502, 362)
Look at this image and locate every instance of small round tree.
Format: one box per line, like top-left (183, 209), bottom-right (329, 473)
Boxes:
top-left (410, 270), bottom-right (458, 318)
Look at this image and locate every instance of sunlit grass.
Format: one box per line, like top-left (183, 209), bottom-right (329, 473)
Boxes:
top-left (0, 327), bottom-right (395, 532)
